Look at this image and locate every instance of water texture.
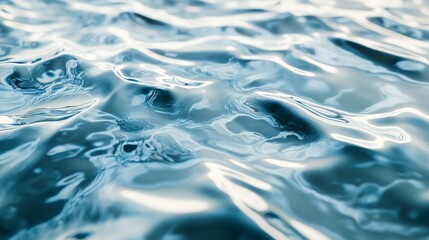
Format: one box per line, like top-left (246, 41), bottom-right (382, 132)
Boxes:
top-left (0, 0), bottom-right (429, 239)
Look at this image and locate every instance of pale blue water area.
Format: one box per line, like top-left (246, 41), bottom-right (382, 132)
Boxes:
top-left (1, 0), bottom-right (429, 239)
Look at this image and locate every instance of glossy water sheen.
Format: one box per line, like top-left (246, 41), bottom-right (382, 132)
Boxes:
top-left (1, 0), bottom-right (429, 239)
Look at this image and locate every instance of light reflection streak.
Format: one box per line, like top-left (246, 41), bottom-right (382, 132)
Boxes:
top-left (111, 64), bottom-right (212, 89)
top-left (204, 162), bottom-right (286, 239)
top-left (120, 189), bottom-right (210, 214)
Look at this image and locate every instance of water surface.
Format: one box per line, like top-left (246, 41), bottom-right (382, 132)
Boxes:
top-left (1, 0), bottom-right (429, 239)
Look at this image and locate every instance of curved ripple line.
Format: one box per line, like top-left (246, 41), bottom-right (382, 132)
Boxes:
top-left (257, 91), bottom-right (412, 149)
top-left (0, 100), bottom-right (97, 131)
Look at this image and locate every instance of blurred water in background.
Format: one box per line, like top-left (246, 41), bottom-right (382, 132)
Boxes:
top-left (0, 0), bottom-right (429, 239)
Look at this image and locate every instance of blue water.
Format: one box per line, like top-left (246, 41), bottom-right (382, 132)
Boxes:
top-left (1, 0), bottom-right (429, 239)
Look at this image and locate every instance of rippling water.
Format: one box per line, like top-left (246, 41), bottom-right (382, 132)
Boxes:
top-left (1, 0), bottom-right (429, 239)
